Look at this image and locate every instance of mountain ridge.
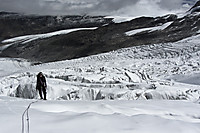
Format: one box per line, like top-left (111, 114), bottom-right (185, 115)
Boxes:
top-left (0, 2), bottom-right (200, 63)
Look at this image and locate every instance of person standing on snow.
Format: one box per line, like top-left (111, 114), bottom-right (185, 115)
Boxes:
top-left (36, 72), bottom-right (47, 100)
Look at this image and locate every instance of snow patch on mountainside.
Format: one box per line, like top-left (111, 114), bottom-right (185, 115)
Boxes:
top-left (105, 16), bottom-right (138, 23)
top-left (2, 27), bottom-right (97, 44)
top-left (125, 21), bottom-right (173, 36)
top-left (0, 27), bottom-right (97, 52)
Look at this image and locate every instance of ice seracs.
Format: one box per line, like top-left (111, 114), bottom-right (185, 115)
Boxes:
top-left (0, 33), bottom-right (199, 101)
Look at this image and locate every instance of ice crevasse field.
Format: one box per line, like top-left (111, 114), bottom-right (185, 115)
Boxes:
top-left (0, 27), bottom-right (200, 133)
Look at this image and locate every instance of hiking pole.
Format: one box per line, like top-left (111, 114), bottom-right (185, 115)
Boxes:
top-left (22, 100), bottom-right (38, 133)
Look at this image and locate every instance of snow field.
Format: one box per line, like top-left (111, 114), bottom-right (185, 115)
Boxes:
top-left (1, 96), bottom-right (200, 133)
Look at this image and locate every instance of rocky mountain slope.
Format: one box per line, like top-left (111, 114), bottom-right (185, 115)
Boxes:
top-left (0, 12), bottom-right (113, 42)
top-left (0, 1), bottom-right (200, 63)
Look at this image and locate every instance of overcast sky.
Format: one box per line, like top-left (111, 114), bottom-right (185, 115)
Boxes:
top-left (0, 0), bottom-right (197, 17)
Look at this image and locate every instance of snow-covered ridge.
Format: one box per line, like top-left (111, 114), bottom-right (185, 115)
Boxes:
top-left (0, 27), bottom-right (97, 52)
top-left (192, 6), bottom-right (200, 12)
top-left (2, 27), bottom-right (97, 44)
top-left (0, 27), bottom-right (98, 54)
top-left (105, 16), bottom-right (138, 23)
top-left (125, 22), bottom-right (173, 36)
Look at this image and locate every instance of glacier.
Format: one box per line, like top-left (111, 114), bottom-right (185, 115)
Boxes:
top-left (0, 32), bottom-right (199, 101)
top-left (0, 1), bottom-right (200, 133)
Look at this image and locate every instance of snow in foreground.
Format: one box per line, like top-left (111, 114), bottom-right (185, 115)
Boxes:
top-left (1, 96), bottom-right (200, 133)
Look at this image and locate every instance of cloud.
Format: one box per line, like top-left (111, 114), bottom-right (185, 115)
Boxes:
top-left (0, 0), bottom-right (196, 16)
top-left (0, 0), bottom-right (46, 14)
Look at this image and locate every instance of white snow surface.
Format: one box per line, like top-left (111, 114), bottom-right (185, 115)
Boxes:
top-left (1, 96), bottom-right (200, 133)
top-left (105, 16), bottom-right (138, 23)
top-left (2, 27), bottom-right (97, 44)
top-left (0, 30), bottom-right (200, 133)
top-left (125, 22), bottom-right (173, 36)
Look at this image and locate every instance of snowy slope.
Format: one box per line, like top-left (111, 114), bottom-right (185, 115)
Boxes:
top-left (125, 22), bottom-right (173, 36)
top-left (0, 58), bottom-right (31, 77)
top-left (1, 96), bottom-right (200, 133)
top-left (0, 33), bottom-right (199, 101)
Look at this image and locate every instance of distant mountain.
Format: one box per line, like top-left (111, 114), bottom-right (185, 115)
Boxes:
top-left (0, 13), bottom-right (113, 42)
top-left (0, 1), bottom-right (200, 63)
top-left (182, 0), bottom-right (197, 6)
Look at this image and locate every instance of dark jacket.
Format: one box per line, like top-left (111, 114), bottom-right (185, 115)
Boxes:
top-left (36, 73), bottom-right (47, 90)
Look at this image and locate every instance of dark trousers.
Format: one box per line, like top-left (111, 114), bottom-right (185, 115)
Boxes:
top-left (38, 86), bottom-right (47, 100)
